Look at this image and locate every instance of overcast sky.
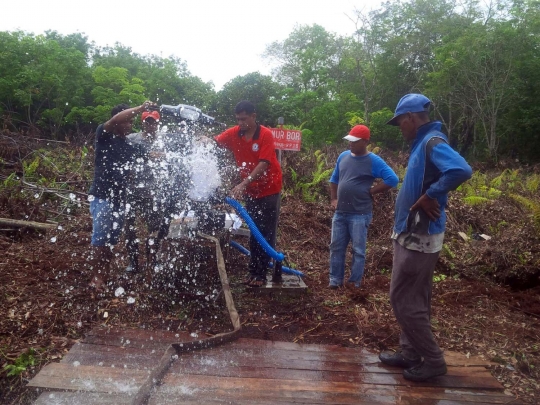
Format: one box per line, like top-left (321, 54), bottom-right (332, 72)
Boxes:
top-left (1, 0), bottom-right (382, 90)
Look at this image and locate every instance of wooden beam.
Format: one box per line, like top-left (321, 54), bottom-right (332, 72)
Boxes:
top-left (0, 217), bottom-right (56, 231)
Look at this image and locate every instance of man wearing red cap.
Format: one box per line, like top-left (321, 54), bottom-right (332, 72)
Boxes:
top-left (87, 101), bottom-right (157, 291)
top-left (124, 111), bottom-right (163, 274)
top-left (328, 125), bottom-right (398, 289)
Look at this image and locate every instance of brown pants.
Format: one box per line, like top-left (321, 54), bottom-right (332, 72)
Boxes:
top-left (390, 240), bottom-right (446, 367)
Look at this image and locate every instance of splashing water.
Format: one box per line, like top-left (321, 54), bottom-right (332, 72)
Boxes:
top-left (185, 142), bottom-right (222, 201)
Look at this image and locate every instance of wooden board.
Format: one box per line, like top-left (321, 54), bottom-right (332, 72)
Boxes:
top-left (167, 343), bottom-right (501, 390)
top-left (27, 363), bottom-right (149, 393)
top-left (33, 392), bottom-right (132, 405)
top-left (150, 375), bottom-right (521, 404)
top-left (30, 333), bottom-right (522, 405)
top-left (149, 338), bottom-right (522, 405)
top-left (60, 342), bottom-right (164, 370)
top-left (250, 273), bottom-right (308, 296)
top-left (83, 326), bottom-right (198, 350)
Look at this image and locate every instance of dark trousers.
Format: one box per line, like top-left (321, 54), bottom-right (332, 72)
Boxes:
top-left (124, 193), bottom-right (161, 269)
top-left (245, 193), bottom-right (280, 279)
top-left (390, 240), bottom-right (446, 367)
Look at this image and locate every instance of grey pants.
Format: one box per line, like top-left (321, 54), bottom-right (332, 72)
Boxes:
top-left (390, 240), bottom-right (446, 367)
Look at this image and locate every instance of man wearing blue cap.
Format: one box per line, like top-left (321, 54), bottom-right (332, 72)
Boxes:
top-left (379, 94), bottom-right (472, 381)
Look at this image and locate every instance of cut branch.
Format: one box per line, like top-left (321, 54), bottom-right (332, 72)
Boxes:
top-left (0, 217), bottom-right (56, 231)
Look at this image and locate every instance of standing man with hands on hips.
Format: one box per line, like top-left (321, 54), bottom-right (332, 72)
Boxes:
top-left (328, 124), bottom-right (398, 289)
top-left (379, 94), bottom-right (472, 381)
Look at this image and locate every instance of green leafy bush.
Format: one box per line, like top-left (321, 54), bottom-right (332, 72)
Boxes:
top-left (3, 348), bottom-right (37, 377)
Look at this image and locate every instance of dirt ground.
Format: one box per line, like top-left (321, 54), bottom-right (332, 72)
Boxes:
top-left (1, 138), bottom-right (539, 404)
top-left (1, 193), bottom-right (539, 404)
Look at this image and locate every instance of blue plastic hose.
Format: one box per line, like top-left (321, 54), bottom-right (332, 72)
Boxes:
top-left (225, 197), bottom-right (285, 262)
top-left (228, 240), bottom-right (305, 278)
top-left (268, 261), bottom-right (305, 278)
top-left (229, 240), bottom-right (250, 256)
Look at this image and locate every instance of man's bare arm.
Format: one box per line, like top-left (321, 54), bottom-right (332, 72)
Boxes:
top-left (103, 101), bottom-right (156, 134)
top-left (230, 161), bottom-right (269, 199)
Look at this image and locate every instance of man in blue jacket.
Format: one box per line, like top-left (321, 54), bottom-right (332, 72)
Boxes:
top-left (379, 94), bottom-right (472, 381)
top-left (329, 125), bottom-right (398, 289)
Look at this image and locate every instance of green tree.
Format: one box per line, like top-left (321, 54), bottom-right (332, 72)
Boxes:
top-left (0, 31), bottom-right (89, 137)
top-left (66, 66), bottom-right (146, 125)
top-left (428, 17), bottom-right (520, 158)
top-left (213, 72), bottom-right (282, 125)
top-left (93, 45), bottom-right (215, 110)
top-left (264, 24), bottom-right (342, 94)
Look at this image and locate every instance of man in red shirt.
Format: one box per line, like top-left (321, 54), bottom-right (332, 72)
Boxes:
top-left (215, 101), bottom-right (282, 287)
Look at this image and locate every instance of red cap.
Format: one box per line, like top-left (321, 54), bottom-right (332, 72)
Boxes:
top-left (343, 125), bottom-right (370, 141)
top-left (141, 111), bottom-right (160, 122)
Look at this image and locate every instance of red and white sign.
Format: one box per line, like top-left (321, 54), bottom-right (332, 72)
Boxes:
top-left (270, 128), bottom-right (302, 151)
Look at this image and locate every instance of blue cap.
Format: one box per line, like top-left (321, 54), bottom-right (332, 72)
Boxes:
top-left (387, 94), bottom-right (431, 126)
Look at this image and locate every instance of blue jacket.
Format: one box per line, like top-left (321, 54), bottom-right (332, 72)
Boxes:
top-left (394, 121), bottom-right (472, 235)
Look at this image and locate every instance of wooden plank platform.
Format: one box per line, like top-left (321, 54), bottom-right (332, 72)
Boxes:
top-left (148, 339), bottom-right (522, 405)
top-left (252, 273), bottom-right (308, 295)
top-left (30, 334), bottom-right (522, 405)
top-left (34, 392), bottom-right (132, 405)
top-left (28, 327), bottom-right (187, 402)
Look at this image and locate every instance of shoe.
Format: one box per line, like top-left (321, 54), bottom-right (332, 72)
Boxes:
top-left (328, 281), bottom-right (343, 289)
top-left (403, 362), bottom-right (447, 382)
top-left (379, 351), bottom-right (422, 368)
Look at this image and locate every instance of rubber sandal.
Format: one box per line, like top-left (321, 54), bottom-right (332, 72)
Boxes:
top-left (248, 278), bottom-right (266, 288)
top-left (242, 275), bottom-right (256, 285)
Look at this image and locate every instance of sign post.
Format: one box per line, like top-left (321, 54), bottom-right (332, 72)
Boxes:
top-left (270, 127), bottom-right (302, 152)
top-left (271, 118), bottom-right (302, 283)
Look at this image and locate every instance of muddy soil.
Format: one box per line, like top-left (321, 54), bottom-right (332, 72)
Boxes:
top-left (1, 193), bottom-right (539, 404)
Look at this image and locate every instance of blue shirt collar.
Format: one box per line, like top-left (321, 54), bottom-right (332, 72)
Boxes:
top-left (412, 121), bottom-right (442, 147)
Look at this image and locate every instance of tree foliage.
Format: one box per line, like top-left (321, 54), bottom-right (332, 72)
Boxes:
top-left (1, 0), bottom-right (540, 161)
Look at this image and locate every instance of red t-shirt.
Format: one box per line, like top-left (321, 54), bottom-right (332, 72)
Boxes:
top-left (215, 124), bottom-right (282, 199)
